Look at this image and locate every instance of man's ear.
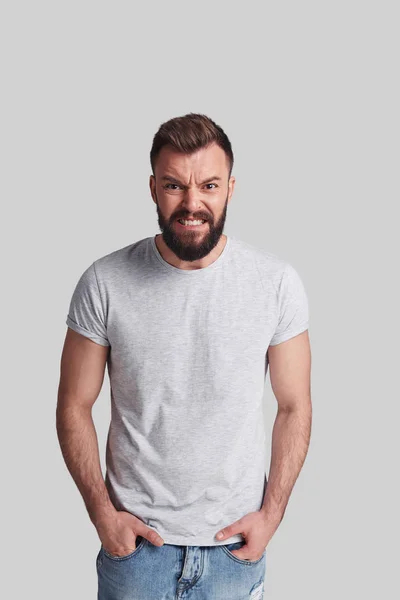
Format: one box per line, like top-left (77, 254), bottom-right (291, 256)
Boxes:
top-left (149, 174), bottom-right (156, 203)
top-left (228, 175), bottom-right (236, 202)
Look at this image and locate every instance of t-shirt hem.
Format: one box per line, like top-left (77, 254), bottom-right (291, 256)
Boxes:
top-left (66, 316), bottom-right (110, 347)
top-left (157, 532), bottom-right (244, 546)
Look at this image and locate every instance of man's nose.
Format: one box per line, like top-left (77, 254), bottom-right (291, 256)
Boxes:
top-left (180, 187), bottom-right (203, 213)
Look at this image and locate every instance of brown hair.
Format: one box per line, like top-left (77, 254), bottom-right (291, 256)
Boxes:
top-left (150, 113), bottom-right (234, 177)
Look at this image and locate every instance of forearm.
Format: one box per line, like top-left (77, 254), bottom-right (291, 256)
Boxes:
top-left (261, 404), bottom-right (312, 522)
top-left (56, 402), bottom-right (116, 527)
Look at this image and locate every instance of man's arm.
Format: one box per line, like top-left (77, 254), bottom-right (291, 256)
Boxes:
top-left (56, 327), bottom-right (116, 528)
top-left (261, 329), bottom-right (312, 522)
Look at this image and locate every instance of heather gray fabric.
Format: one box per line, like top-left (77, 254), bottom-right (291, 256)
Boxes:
top-left (65, 235), bottom-right (309, 546)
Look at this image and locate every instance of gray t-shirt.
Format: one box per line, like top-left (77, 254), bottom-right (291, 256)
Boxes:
top-left (65, 235), bottom-right (309, 546)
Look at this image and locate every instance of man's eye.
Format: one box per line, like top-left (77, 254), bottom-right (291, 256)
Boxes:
top-left (164, 183), bottom-right (217, 191)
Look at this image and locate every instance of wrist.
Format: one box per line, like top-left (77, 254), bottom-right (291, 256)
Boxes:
top-left (88, 502), bottom-right (117, 528)
top-left (259, 503), bottom-right (284, 525)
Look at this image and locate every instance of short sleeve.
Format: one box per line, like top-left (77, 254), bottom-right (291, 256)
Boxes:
top-left (269, 262), bottom-right (309, 346)
top-left (65, 262), bottom-right (110, 347)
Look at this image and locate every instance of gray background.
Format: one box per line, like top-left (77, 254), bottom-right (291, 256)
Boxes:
top-left (1, 1), bottom-right (398, 598)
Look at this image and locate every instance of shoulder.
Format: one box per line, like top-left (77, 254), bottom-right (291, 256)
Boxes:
top-left (230, 236), bottom-right (289, 292)
top-left (92, 237), bottom-right (150, 281)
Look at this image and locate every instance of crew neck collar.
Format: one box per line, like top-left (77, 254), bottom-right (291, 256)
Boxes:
top-left (150, 234), bottom-right (232, 274)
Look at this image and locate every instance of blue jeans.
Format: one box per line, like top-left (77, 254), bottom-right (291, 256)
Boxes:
top-left (97, 536), bottom-right (266, 599)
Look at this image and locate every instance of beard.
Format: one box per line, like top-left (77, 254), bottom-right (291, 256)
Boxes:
top-left (155, 192), bottom-right (229, 262)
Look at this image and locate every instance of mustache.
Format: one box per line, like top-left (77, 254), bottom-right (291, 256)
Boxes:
top-left (173, 214), bottom-right (211, 222)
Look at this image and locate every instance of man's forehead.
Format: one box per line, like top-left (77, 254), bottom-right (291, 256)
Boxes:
top-left (156, 143), bottom-right (228, 176)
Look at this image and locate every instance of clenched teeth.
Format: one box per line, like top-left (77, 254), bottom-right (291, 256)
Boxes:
top-left (178, 219), bottom-right (205, 226)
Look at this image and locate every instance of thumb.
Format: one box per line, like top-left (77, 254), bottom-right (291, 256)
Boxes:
top-left (215, 520), bottom-right (242, 541)
top-left (137, 524), bottom-right (165, 547)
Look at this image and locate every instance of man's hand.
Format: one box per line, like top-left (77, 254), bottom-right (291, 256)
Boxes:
top-left (95, 510), bottom-right (165, 557)
top-left (215, 510), bottom-right (280, 561)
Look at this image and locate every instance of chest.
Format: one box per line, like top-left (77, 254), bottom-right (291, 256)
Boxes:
top-left (106, 274), bottom-right (278, 372)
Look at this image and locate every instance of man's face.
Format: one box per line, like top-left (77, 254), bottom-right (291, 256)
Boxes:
top-left (149, 142), bottom-right (235, 261)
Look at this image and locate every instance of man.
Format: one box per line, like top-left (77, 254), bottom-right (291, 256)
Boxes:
top-left (57, 113), bottom-right (312, 600)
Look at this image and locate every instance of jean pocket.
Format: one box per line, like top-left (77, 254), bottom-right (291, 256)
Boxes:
top-left (101, 535), bottom-right (146, 561)
top-left (222, 541), bottom-right (266, 566)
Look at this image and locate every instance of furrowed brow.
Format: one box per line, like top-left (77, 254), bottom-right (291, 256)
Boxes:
top-left (161, 176), bottom-right (184, 185)
top-left (200, 176), bottom-right (222, 184)
top-left (161, 175), bottom-right (222, 185)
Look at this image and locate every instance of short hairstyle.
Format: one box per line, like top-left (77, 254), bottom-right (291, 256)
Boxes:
top-left (150, 113), bottom-right (234, 177)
